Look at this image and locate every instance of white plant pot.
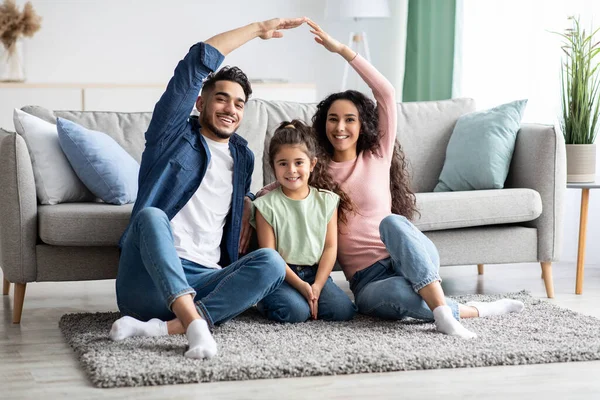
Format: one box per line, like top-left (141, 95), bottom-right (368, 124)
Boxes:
top-left (566, 143), bottom-right (596, 183)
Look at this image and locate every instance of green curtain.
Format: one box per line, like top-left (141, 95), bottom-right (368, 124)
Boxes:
top-left (403, 0), bottom-right (456, 102)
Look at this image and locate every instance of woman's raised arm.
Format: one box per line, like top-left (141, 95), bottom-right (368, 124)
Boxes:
top-left (307, 18), bottom-right (397, 157)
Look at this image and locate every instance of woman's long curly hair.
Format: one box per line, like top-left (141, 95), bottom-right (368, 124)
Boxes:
top-left (268, 120), bottom-right (355, 226)
top-left (311, 90), bottom-right (417, 220)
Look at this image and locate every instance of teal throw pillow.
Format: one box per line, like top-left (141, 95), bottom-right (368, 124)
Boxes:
top-left (57, 118), bottom-right (140, 205)
top-left (434, 100), bottom-right (527, 192)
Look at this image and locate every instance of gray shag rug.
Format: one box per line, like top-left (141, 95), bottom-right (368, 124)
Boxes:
top-left (59, 291), bottom-right (600, 388)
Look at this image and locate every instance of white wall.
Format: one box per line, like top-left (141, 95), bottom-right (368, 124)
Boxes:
top-left (15, 0), bottom-right (399, 100)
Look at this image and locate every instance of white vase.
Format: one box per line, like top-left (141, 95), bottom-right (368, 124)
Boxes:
top-left (0, 39), bottom-right (26, 82)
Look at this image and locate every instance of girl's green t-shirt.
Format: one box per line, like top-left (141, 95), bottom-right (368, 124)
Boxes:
top-left (252, 186), bottom-right (339, 266)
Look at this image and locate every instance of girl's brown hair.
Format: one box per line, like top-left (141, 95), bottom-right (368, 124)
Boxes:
top-left (312, 90), bottom-right (417, 220)
top-left (269, 120), bottom-right (355, 226)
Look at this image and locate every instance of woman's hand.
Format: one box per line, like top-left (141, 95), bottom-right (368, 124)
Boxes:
top-left (307, 18), bottom-right (343, 53)
top-left (307, 18), bottom-right (356, 61)
top-left (258, 17), bottom-right (307, 40)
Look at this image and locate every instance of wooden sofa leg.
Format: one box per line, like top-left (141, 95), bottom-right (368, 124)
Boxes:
top-left (3, 278), bottom-right (9, 295)
top-left (13, 283), bottom-right (26, 324)
top-left (477, 264), bottom-right (484, 275)
top-left (540, 262), bottom-right (554, 298)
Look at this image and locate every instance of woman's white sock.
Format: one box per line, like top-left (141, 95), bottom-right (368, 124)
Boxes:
top-left (109, 316), bottom-right (168, 341)
top-left (433, 305), bottom-right (477, 339)
top-left (466, 299), bottom-right (525, 317)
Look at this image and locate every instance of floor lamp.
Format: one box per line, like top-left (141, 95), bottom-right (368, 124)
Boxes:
top-left (325, 0), bottom-right (391, 91)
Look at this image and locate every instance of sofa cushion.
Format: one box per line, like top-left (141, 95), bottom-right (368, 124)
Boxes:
top-left (21, 105), bottom-right (151, 164)
top-left (434, 100), bottom-right (527, 192)
top-left (57, 118), bottom-right (139, 205)
top-left (37, 189), bottom-right (542, 247)
top-left (397, 98), bottom-right (477, 193)
top-left (235, 100), bottom-right (271, 194)
top-left (38, 203), bottom-right (133, 246)
top-left (13, 109), bottom-right (94, 204)
top-left (254, 100), bottom-right (319, 186)
top-left (413, 188), bottom-right (542, 232)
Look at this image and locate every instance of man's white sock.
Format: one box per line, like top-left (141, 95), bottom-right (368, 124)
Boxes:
top-left (109, 316), bottom-right (168, 341)
top-left (466, 299), bottom-right (525, 317)
top-left (184, 319), bottom-right (218, 359)
top-left (433, 305), bottom-right (477, 339)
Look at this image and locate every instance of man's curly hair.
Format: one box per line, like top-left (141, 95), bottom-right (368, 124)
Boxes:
top-left (312, 90), bottom-right (417, 220)
top-left (268, 120), bottom-right (355, 226)
top-left (201, 66), bottom-right (252, 102)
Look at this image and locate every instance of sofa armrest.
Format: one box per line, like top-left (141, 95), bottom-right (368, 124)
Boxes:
top-left (0, 129), bottom-right (38, 282)
top-left (505, 123), bottom-right (566, 262)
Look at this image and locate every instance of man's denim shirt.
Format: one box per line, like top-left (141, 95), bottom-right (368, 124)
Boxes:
top-left (119, 42), bottom-right (255, 266)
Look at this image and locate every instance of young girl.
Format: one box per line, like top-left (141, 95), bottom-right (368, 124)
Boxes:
top-left (259, 19), bottom-right (524, 338)
top-left (254, 120), bottom-right (357, 323)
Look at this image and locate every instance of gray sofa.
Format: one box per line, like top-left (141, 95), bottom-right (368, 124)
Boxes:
top-left (0, 98), bottom-right (565, 323)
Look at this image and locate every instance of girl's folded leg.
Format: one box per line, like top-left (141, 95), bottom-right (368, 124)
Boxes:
top-left (315, 277), bottom-right (356, 321)
top-left (257, 281), bottom-right (311, 323)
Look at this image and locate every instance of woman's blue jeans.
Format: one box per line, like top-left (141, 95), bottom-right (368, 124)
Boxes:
top-left (257, 264), bottom-right (357, 323)
top-left (350, 214), bottom-right (460, 321)
top-left (116, 207), bottom-right (286, 329)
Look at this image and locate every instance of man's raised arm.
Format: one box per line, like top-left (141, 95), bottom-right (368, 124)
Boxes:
top-left (145, 17), bottom-right (306, 148)
top-left (206, 17), bottom-right (306, 56)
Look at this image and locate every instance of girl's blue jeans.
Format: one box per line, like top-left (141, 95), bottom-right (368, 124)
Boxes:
top-left (257, 264), bottom-right (357, 323)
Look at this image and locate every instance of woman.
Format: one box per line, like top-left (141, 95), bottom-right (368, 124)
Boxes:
top-left (301, 18), bottom-right (524, 338)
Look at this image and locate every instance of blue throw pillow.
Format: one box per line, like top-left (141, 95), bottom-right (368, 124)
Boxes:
top-left (434, 100), bottom-right (527, 192)
top-left (56, 118), bottom-right (139, 205)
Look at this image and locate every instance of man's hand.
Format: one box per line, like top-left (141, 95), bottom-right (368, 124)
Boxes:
top-left (258, 17), bottom-right (307, 40)
top-left (205, 17), bottom-right (306, 56)
top-left (239, 196), bottom-right (253, 254)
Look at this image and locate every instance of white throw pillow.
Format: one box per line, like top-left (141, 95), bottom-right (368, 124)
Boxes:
top-left (13, 108), bottom-right (94, 204)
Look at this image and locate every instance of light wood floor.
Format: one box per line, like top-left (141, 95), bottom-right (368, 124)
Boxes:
top-left (2, 262), bottom-right (600, 400)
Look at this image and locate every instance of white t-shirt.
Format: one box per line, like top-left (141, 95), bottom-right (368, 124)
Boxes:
top-left (170, 135), bottom-right (233, 269)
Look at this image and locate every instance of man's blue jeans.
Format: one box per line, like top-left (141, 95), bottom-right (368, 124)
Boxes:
top-left (349, 214), bottom-right (460, 321)
top-left (257, 264), bottom-right (357, 323)
top-left (116, 207), bottom-right (286, 329)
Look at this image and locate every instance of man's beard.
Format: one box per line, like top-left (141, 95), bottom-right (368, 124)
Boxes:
top-left (200, 112), bottom-right (234, 140)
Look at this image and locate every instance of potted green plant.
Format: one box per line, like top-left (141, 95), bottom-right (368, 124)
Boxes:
top-left (557, 16), bottom-right (600, 183)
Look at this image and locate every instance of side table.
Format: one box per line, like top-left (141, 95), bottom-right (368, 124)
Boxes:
top-left (567, 178), bottom-right (600, 294)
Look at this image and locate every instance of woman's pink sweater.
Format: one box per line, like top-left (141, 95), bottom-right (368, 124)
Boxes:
top-left (329, 55), bottom-right (397, 280)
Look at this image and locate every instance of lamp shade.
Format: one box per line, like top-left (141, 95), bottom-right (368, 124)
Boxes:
top-left (325, 0), bottom-right (391, 20)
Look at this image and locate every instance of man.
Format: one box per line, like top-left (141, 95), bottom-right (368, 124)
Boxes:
top-left (110, 17), bottom-right (306, 359)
